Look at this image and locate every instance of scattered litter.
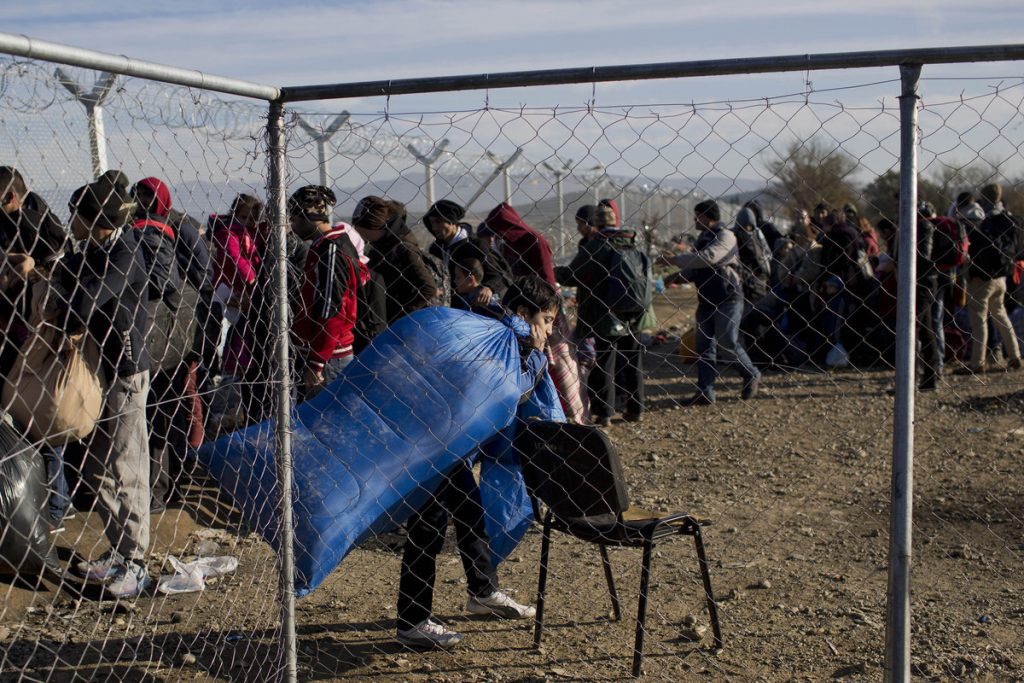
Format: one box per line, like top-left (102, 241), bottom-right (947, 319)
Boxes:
top-left (158, 555), bottom-right (238, 595)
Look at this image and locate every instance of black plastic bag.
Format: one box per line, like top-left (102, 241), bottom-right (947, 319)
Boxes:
top-left (0, 418), bottom-right (62, 580)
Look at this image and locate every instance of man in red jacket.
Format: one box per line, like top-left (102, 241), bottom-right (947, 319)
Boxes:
top-left (289, 186), bottom-right (367, 397)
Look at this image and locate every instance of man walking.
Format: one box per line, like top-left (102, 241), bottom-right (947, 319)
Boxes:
top-left (675, 199), bottom-right (760, 405)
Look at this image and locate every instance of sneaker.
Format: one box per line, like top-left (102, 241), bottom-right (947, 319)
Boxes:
top-left (396, 618), bottom-right (464, 649)
top-left (741, 374), bottom-right (760, 400)
top-left (74, 549), bottom-right (124, 582)
top-left (593, 415), bottom-right (612, 428)
top-left (622, 412), bottom-right (644, 424)
top-left (680, 392), bottom-right (714, 407)
top-left (1006, 358), bottom-right (1022, 372)
top-left (104, 560), bottom-right (153, 599)
top-left (467, 590), bottom-right (537, 619)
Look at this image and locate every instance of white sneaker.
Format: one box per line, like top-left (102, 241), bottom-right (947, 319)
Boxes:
top-left (396, 618), bottom-right (464, 649)
top-left (467, 590), bottom-right (537, 619)
top-left (104, 561), bottom-right (153, 599)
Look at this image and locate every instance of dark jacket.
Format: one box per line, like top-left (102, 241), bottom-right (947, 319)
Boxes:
top-left (428, 228), bottom-right (512, 296)
top-left (368, 231), bottom-right (438, 326)
top-left (556, 227), bottom-right (641, 339)
top-left (131, 213), bottom-right (183, 305)
top-left (968, 207), bottom-right (1019, 280)
top-left (1, 193), bottom-right (69, 334)
top-left (53, 229), bottom-right (151, 381)
top-left (0, 192), bottom-right (67, 265)
top-left (483, 203), bottom-right (557, 285)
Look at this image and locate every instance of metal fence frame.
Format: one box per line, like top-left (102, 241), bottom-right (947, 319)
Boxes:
top-left (3, 30), bottom-right (1024, 682)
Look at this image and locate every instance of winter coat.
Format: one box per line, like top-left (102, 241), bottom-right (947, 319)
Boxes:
top-left (483, 203), bottom-right (557, 285)
top-left (53, 228), bottom-right (151, 381)
top-left (367, 231), bottom-right (439, 326)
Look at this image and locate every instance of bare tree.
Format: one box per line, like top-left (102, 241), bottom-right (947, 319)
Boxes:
top-left (765, 138), bottom-right (858, 212)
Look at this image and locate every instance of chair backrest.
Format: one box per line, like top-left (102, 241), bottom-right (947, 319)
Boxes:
top-left (515, 420), bottom-right (630, 519)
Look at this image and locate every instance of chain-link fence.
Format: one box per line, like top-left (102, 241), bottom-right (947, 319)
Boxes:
top-left (1, 36), bottom-right (1024, 682)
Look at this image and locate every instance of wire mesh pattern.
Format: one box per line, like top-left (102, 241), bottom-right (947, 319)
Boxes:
top-left (1, 50), bottom-right (1023, 682)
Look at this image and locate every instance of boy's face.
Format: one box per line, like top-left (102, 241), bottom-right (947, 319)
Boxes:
top-left (518, 304), bottom-right (558, 349)
top-left (453, 267), bottom-right (477, 294)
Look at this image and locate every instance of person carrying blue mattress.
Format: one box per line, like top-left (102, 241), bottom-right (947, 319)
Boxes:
top-left (396, 277), bottom-right (557, 648)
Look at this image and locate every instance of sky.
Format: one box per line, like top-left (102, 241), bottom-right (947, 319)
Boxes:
top-left (2, 1), bottom-right (1023, 221)
top-left (4, 0), bottom-right (1024, 111)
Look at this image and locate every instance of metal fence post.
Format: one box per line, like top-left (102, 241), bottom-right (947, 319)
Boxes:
top-left (884, 62), bottom-right (921, 683)
top-left (267, 98), bottom-right (299, 683)
top-left (55, 68), bottom-right (117, 177)
top-left (296, 113), bottom-right (350, 190)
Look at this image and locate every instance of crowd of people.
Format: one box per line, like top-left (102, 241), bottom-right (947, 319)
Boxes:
top-left (2, 163), bottom-right (1022, 648)
top-left (688, 190), bottom-right (1024, 396)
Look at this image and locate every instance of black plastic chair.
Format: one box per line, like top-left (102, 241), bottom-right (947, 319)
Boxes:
top-left (515, 420), bottom-right (722, 678)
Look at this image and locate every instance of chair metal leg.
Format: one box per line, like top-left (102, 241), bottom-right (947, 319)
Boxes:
top-left (598, 544), bottom-right (622, 621)
top-left (693, 526), bottom-right (723, 649)
top-left (534, 512), bottom-right (553, 648)
top-left (632, 539), bottom-right (654, 678)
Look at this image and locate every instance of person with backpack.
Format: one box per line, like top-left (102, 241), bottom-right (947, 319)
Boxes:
top-left (674, 199), bottom-right (760, 405)
top-left (130, 177), bottom-right (212, 510)
top-left (733, 206), bottom-right (772, 307)
top-left (962, 183), bottom-right (1022, 373)
top-left (47, 171), bottom-right (153, 598)
top-left (288, 186), bottom-right (367, 397)
top-left (556, 203), bottom-right (650, 424)
top-left (743, 199), bottom-right (783, 250)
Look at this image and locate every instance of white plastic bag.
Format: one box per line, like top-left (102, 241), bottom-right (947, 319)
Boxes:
top-left (158, 555), bottom-right (239, 595)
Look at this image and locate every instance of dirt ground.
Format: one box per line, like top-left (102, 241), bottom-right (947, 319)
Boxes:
top-left (2, 285), bottom-right (1023, 682)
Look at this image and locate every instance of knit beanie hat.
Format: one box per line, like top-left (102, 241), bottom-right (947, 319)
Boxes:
top-left (574, 204), bottom-right (597, 226)
top-left (352, 196), bottom-right (409, 235)
top-left (289, 185), bottom-right (336, 223)
top-left (71, 170), bottom-right (136, 229)
top-left (423, 199), bottom-right (465, 225)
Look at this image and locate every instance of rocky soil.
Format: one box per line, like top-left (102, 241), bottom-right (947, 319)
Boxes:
top-left (2, 286), bottom-right (1023, 682)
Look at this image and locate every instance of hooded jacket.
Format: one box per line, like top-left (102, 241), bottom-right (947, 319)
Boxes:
top-left (483, 203), bottom-right (556, 285)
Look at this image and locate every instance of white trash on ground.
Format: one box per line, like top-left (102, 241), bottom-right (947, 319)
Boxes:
top-left (158, 555), bottom-right (239, 595)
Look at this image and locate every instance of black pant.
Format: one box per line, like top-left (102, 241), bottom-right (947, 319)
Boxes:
top-left (588, 330), bottom-right (644, 419)
top-left (148, 364), bottom-right (189, 506)
top-left (917, 281), bottom-right (940, 387)
top-left (397, 460), bottom-right (498, 630)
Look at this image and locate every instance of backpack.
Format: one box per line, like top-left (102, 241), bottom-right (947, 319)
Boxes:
top-left (131, 217), bottom-right (182, 305)
top-left (973, 212), bottom-right (1022, 279)
top-left (732, 226), bottom-right (772, 301)
top-left (602, 240), bottom-right (652, 318)
top-left (931, 216), bottom-right (968, 269)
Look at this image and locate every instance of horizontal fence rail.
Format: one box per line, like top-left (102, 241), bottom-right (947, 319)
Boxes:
top-left (1, 34), bottom-right (1023, 683)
